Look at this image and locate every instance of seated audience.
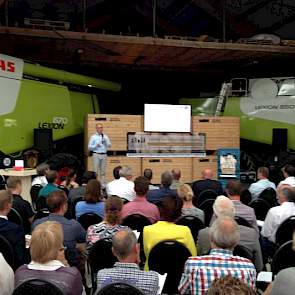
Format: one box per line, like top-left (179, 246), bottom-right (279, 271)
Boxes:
top-left (0, 190), bottom-right (28, 269)
top-left (75, 179), bottom-right (105, 219)
top-left (97, 229), bottom-right (159, 295)
top-left (178, 183), bottom-right (205, 223)
top-left (32, 190), bottom-right (86, 267)
top-left (170, 169), bottom-right (182, 190)
top-left (143, 168), bottom-right (159, 190)
top-left (178, 216), bottom-right (256, 294)
top-left (207, 275), bottom-right (256, 295)
top-left (198, 196), bottom-right (263, 272)
top-left (31, 163), bottom-right (49, 187)
top-left (278, 164), bottom-right (295, 188)
top-left (106, 165), bottom-right (122, 195)
top-left (15, 221), bottom-right (84, 295)
top-left (248, 167), bottom-right (276, 199)
top-left (0, 252), bottom-right (14, 295)
top-left (7, 176), bottom-right (34, 234)
top-left (121, 176), bottom-right (160, 224)
top-left (106, 166), bottom-right (135, 201)
top-left (191, 168), bottom-right (223, 198)
top-left (143, 195), bottom-right (196, 270)
top-left (147, 171), bottom-right (178, 204)
top-left (38, 170), bottom-right (61, 198)
top-left (87, 195), bottom-right (126, 246)
top-left (60, 168), bottom-right (79, 190)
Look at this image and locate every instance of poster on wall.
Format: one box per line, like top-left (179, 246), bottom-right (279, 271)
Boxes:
top-left (217, 149), bottom-right (240, 179)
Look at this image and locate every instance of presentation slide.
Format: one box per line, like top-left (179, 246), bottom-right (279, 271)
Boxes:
top-left (144, 104), bottom-right (191, 132)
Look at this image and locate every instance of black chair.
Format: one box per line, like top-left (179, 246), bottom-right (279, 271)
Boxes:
top-left (13, 279), bottom-right (64, 295)
top-left (198, 198), bottom-right (216, 226)
top-left (233, 244), bottom-right (253, 262)
top-left (121, 214), bottom-right (151, 232)
top-left (0, 175), bottom-right (6, 189)
top-left (176, 215), bottom-right (205, 242)
top-left (275, 215), bottom-right (295, 246)
top-left (121, 198), bottom-right (129, 205)
top-left (8, 208), bottom-right (23, 227)
top-left (30, 184), bottom-right (43, 210)
top-left (88, 240), bottom-right (118, 292)
top-left (77, 213), bottom-right (103, 230)
top-left (194, 189), bottom-right (218, 207)
top-left (0, 234), bottom-right (14, 269)
top-left (58, 185), bottom-right (69, 196)
top-left (240, 189), bottom-right (252, 206)
top-left (272, 240), bottom-right (295, 275)
top-left (248, 198), bottom-right (271, 221)
top-left (35, 195), bottom-right (48, 211)
top-left (33, 208), bottom-right (50, 222)
top-left (258, 187), bottom-right (277, 207)
top-left (148, 240), bottom-right (191, 294)
top-left (235, 216), bottom-right (252, 228)
top-left (71, 196), bottom-right (83, 219)
top-left (96, 282), bottom-right (144, 295)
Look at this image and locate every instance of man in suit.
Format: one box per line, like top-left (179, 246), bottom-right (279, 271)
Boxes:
top-left (0, 190), bottom-right (28, 270)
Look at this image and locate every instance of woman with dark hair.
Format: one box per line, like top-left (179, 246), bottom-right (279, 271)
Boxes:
top-left (86, 195), bottom-right (127, 247)
top-left (143, 195), bottom-right (196, 270)
top-left (75, 179), bottom-right (105, 219)
top-left (60, 169), bottom-right (79, 190)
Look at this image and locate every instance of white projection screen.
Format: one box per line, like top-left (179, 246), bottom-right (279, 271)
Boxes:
top-left (144, 104), bottom-right (191, 132)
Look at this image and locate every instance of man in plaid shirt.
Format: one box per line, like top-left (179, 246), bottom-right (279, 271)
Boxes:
top-left (97, 229), bottom-right (159, 295)
top-left (178, 216), bottom-right (256, 295)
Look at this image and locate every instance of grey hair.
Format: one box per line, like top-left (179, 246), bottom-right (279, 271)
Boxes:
top-left (213, 195), bottom-right (235, 218)
top-left (119, 166), bottom-right (133, 178)
top-left (36, 163), bottom-right (50, 176)
top-left (112, 229), bottom-right (137, 260)
top-left (161, 171), bottom-right (173, 187)
top-left (209, 216), bottom-right (240, 250)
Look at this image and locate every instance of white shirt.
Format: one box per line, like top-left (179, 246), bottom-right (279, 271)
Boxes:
top-left (248, 179), bottom-right (276, 199)
top-left (28, 260), bottom-right (65, 271)
top-left (32, 176), bottom-right (48, 187)
top-left (88, 133), bottom-right (111, 154)
top-left (106, 177), bottom-right (135, 201)
top-left (0, 253), bottom-right (14, 295)
top-left (278, 176), bottom-right (295, 188)
top-left (261, 201), bottom-right (295, 243)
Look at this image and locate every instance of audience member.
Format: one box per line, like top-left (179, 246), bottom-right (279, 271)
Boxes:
top-left (75, 179), bottom-right (105, 219)
top-left (178, 216), bottom-right (256, 295)
top-left (248, 167), bottom-right (276, 199)
top-left (198, 196), bottom-right (263, 272)
top-left (143, 195), bottom-right (196, 270)
top-left (38, 170), bottom-right (61, 197)
top-left (97, 229), bottom-right (159, 295)
top-left (0, 252), bottom-right (14, 295)
top-left (105, 166), bottom-right (122, 195)
top-left (6, 176), bottom-right (34, 234)
top-left (170, 169), bottom-right (182, 190)
top-left (106, 166), bottom-right (135, 201)
top-left (0, 190), bottom-right (28, 269)
top-left (191, 168), bottom-right (223, 198)
top-left (60, 168), bottom-right (79, 190)
top-left (278, 164), bottom-right (295, 188)
top-left (15, 221), bottom-right (84, 295)
top-left (177, 183), bottom-right (204, 223)
top-left (121, 176), bottom-right (160, 224)
top-left (147, 171), bottom-right (178, 204)
top-left (86, 195), bottom-right (126, 247)
top-left (143, 168), bottom-right (159, 190)
top-left (31, 163), bottom-right (49, 187)
top-left (32, 190), bottom-right (86, 266)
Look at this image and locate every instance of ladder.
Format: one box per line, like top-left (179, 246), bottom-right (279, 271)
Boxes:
top-left (215, 82), bottom-right (232, 116)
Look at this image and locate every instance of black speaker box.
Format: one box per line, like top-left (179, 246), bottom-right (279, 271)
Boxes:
top-left (34, 128), bottom-right (53, 156)
top-left (272, 128), bottom-right (287, 152)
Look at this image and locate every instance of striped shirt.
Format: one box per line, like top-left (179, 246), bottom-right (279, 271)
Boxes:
top-left (178, 249), bottom-right (256, 295)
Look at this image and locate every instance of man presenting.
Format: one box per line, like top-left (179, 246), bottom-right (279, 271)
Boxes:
top-left (88, 123), bottom-right (111, 187)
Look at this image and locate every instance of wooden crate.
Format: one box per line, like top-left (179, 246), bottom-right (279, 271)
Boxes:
top-left (142, 157), bottom-right (192, 184)
top-left (192, 116), bottom-right (240, 150)
top-left (85, 114), bottom-right (143, 151)
top-left (86, 156), bottom-right (142, 181)
top-left (192, 155), bottom-right (217, 181)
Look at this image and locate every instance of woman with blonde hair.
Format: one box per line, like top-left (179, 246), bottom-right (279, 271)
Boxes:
top-left (15, 221), bottom-right (84, 295)
top-left (177, 183), bottom-right (205, 223)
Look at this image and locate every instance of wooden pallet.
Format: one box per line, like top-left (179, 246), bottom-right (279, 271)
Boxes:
top-left (24, 18), bottom-right (70, 31)
top-left (237, 38), bottom-right (274, 45)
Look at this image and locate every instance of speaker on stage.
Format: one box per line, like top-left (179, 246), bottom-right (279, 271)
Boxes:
top-left (34, 128), bottom-right (53, 158)
top-left (272, 128), bottom-right (287, 152)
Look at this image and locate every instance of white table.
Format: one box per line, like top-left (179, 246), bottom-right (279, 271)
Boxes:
top-left (0, 169), bottom-right (37, 204)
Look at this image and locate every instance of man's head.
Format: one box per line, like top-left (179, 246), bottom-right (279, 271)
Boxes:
top-left (172, 169), bottom-right (181, 181)
top-left (134, 176), bottom-right (149, 197)
top-left (46, 190), bottom-right (67, 215)
top-left (202, 168), bottom-right (214, 180)
top-left (96, 123), bottom-right (103, 134)
top-left (119, 166), bottom-right (133, 180)
top-left (112, 229), bottom-right (139, 263)
top-left (6, 176), bottom-right (22, 194)
top-left (213, 195), bottom-right (235, 218)
top-left (45, 170), bottom-right (58, 184)
top-left (225, 180), bottom-right (242, 199)
top-left (36, 163), bottom-right (50, 176)
top-left (143, 169), bottom-right (153, 182)
top-left (283, 164), bottom-right (295, 178)
top-left (257, 167), bottom-right (269, 180)
top-left (0, 190), bottom-right (13, 216)
top-left (80, 171), bottom-right (96, 185)
top-left (161, 171), bottom-right (173, 188)
top-left (278, 185), bottom-right (295, 204)
top-left (113, 166), bottom-right (122, 180)
top-left (158, 195), bottom-right (183, 222)
top-left (209, 216), bottom-right (240, 251)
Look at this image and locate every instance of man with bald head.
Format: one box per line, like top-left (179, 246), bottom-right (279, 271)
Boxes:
top-left (179, 216), bottom-right (256, 294)
top-left (191, 168), bottom-right (223, 199)
top-left (96, 229), bottom-right (159, 295)
top-left (170, 169), bottom-right (182, 190)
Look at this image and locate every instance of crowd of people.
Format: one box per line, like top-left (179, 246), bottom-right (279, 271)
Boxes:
top-left (0, 163), bottom-right (295, 294)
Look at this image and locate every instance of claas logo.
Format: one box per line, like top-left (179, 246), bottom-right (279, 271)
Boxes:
top-left (0, 59), bottom-right (15, 73)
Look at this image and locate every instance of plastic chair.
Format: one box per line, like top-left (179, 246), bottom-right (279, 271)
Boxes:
top-left (240, 189), bottom-right (252, 205)
top-left (235, 216), bottom-right (252, 228)
top-left (33, 208), bottom-right (50, 222)
top-left (0, 175), bottom-right (6, 189)
top-left (30, 184), bottom-right (43, 210)
top-left (0, 234), bottom-right (14, 269)
top-left (71, 196), bottom-right (83, 219)
top-left (95, 282), bottom-right (144, 295)
top-left (8, 208), bottom-right (24, 227)
top-left (194, 189), bottom-right (218, 207)
top-left (248, 198), bottom-right (271, 221)
top-left (121, 214), bottom-right (151, 232)
top-left (35, 195), bottom-right (48, 211)
top-left (77, 213), bottom-right (103, 230)
top-left (233, 244), bottom-right (253, 262)
top-left (258, 187), bottom-right (277, 207)
top-left (275, 215), bottom-right (295, 246)
top-left (148, 240), bottom-right (191, 294)
top-left (176, 215), bottom-right (205, 242)
top-left (198, 198), bottom-right (216, 226)
top-left (13, 278), bottom-right (64, 295)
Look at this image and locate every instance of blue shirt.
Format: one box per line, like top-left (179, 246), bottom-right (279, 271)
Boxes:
top-left (147, 187), bottom-right (178, 204)
top-left (38, 183), bottom-right (61, 197)
top-left (75, 201), bottom-right (105, 219)
top-left (88, 132), bottom-right (111, 153)
top-left (248, 179), bottom-right (276, 199)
